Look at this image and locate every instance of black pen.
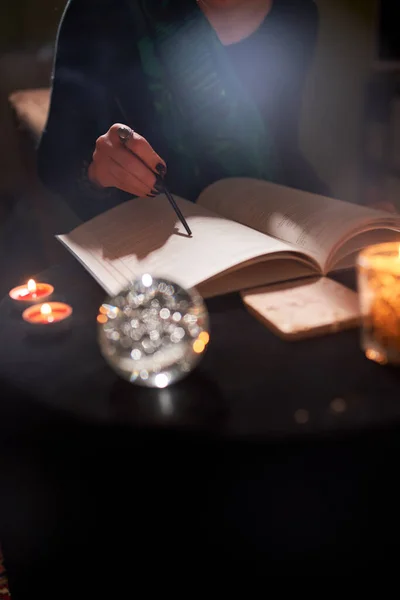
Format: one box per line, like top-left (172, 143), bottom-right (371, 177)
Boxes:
top-left (117, 126), bottom-right (192, 237)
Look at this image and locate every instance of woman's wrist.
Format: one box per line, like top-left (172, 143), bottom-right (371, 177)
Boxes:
top-left (87, 161), bottom-right (101, 188)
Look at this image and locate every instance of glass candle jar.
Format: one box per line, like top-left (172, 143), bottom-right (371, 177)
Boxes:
top-left (357, 242), bottom-right (400, 365)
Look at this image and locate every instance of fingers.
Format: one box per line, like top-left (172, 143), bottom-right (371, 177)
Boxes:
top-left (89, 124), bottom-right (167, 197)
top-left (102, 143), bottom-right (157, 192)
top-left (90, 153), bottom-right (153, 197)
top-left (107, 160), bottom-right (152, 197)
top-left (109, 124), bottom-right (167, 176)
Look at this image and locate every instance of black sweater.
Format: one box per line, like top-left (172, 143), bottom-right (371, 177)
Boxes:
top-left (37, 0), bottom-right (328, 221)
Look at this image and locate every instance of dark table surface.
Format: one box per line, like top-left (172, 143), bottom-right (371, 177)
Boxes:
top-left (1, 255), bottom-right (400, 592)
top-left (2, 256), bottom-right (400, 439)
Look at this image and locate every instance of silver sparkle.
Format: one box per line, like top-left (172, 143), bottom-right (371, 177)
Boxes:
top-left (97, 276), bottom-right (209, 388)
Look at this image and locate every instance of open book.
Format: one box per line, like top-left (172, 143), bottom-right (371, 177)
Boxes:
top-left (58, 178), bottom-right (400, 298)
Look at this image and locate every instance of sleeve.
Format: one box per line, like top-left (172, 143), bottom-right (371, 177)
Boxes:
top-left (276, 0), bottom-right (330, 196)
top-left (36, 0), bottom-right (130, 221)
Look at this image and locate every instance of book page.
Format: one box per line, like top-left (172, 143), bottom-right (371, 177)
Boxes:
top-left (199, 258), bottom-right (316, 298)
top-left (57, 195), bottom-right (307, 298)
top-left (198, 178), bottom-right (400, 271)
top-left (328, 227), bottom-right (400, 271)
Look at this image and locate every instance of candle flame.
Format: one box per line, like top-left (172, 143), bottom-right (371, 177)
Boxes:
top-left (41, 303), bottom-right (52, 316)
top-left (27, 279), bottom-right (37, 293)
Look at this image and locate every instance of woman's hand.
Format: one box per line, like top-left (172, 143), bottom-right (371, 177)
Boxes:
top-left (88, 124), bottom-right (166, 197)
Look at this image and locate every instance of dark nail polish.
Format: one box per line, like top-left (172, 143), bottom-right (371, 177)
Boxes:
top-left (156, 163), bottom-right (167, 176)
top-left (154, 180), bottom-right (165, 194)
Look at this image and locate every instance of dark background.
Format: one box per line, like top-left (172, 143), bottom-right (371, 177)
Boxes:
top-left (0, 0), bottom-right (400, 591)
top-left (0, 0), bottom-right (392, 210)
top-left (379, 1), bottom-right (400, 60)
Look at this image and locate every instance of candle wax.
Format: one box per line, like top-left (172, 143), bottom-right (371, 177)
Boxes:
top-left (22, 302), bottom-right (73, 325)
top-left (9, 282), bottom-right (54, 302)
top-left (359, 242), bottom-right (400, 275)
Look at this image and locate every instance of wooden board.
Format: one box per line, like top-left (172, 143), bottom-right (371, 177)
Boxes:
top-left (241, 277), bottom-right (361, 341)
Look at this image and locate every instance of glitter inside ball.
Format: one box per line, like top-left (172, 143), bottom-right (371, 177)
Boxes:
top-left (97, 275), bottom-right (210, 388)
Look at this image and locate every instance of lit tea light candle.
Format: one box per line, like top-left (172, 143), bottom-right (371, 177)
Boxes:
top-left (9, 279), bottom-right (54, 304)
top-left (22, 302), bottom-right (73, 332)
top-left (357, 242), bottom-right (400, 365)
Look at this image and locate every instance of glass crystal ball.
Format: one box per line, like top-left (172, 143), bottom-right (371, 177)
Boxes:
top-left (97, 275), bottom-right (210, 388)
